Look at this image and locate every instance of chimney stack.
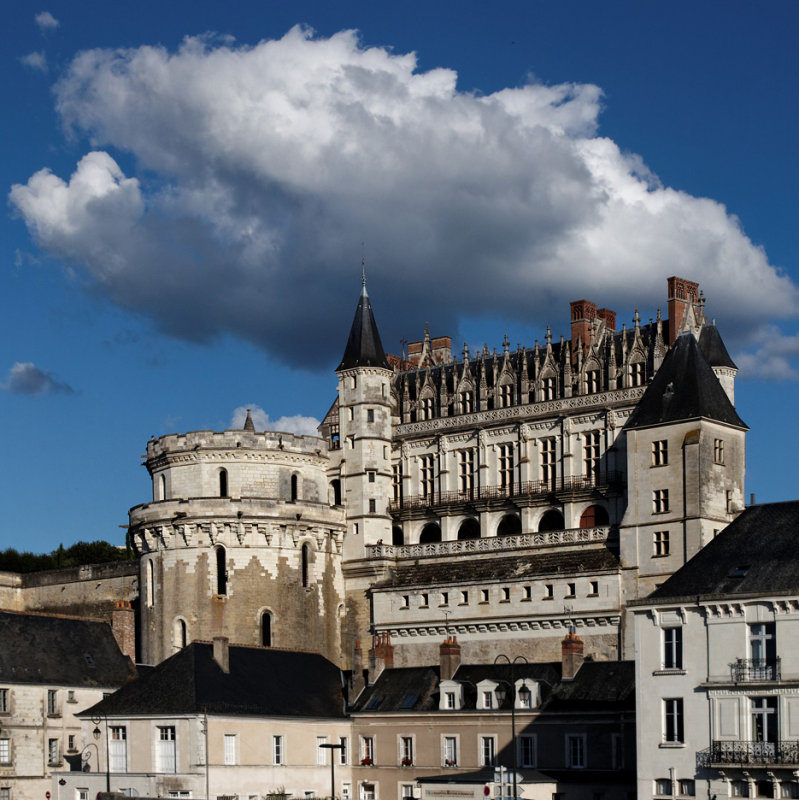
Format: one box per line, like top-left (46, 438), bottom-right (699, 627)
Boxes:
top-left (368, 632), bottom-right (394, 681)
top-left (561, 630), bottom-right (584, 680)
top-left (213, 636), bottom-right (230, 673)
top-left (111, 601), bottom-right (136, 663)
top-left (439, 635), bottom-right (462, 681)
top-left (667, 276), bottom-right (700, 345)
top-left (570, 300), bottom-right (598, 356)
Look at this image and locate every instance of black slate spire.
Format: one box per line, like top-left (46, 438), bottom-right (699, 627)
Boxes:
top-left (337, 278), bottom-right (390, 371)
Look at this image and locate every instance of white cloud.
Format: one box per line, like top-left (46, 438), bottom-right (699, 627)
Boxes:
top-left (735, 327), bottom-right (799, 381)
top-left (20, 51), bottom-right (48, 72)
top-left (9, 26), bottom-right (799, 372)
top-left (35, 11), bottom-right (59, 31)
top-left (231, 404), bottom-right (320, 436)
top-left (1, 362), bottom-right (74, 395)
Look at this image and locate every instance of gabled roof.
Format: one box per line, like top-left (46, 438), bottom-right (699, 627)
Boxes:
top-left (0, 611), bottom-right (134, 687)
top-left (625, 331), bottom-right (747, 430)
top-left (83, 642), bottom-right (347, 718)
top-left (351, 666), bottom-right (440, 712)
top-left (337, 281), bottom-right (389, 371)
top-left (640, 501), bottom-right (799, 604)
top-left (698, 324), bottom-right (737, 370)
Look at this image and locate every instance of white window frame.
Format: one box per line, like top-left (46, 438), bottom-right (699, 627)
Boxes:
top-left (272, 735), bottom-right (284, 765)
top-left (442, 735), bottom-right (458, 767)
top-left (663, 698), bottom-right (684, 743)
top-left (663, 627), bottom-right (683, 670)
top-left (480, 735), bottom-right (496, 767)
top-left (653, 489), bottom-right (669, 514)
top-left (0, 690), bottom-right (7, 714)
top-left (224, 734), bottom-right (237, 766)
top-left (0, 740), bottom-right (9, 764)
top-left (399, 735), bottom-right (414, 766)
top-left (155, 726), bottom-right (176, 773)
top-left (654, 530), bottom-right (670, 557)
top-left (339, 736), bottom-right (348, 765)
top-left (48, 738), bottom-right (60, 765)
top-left (110, 726), bottom-right (128, 773)
top-left (565, 734), bottom-right (586, 769)
top-left (317, 736), bottom-right (328, 766)
top-left (360, 736), bottom-right (374, 764)
top-left (652, 440), bottom-right (668, 466)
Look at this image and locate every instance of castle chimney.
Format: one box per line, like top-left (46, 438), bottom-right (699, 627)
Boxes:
top-left (570, 300), bottom-right (598, 356)
top-left (111, 601), bottom-right (136, 663)
top-left (212, 636), bottom-right (230, 673)
top-left (368, 632), bottom-right (394, 681)
top-left (667, 276), bottom-right (700, 345)
top-left (597, 308), bottom-right (616, 331)
top-left (439, 635), bottom-right (462, 681)
top-left (561, 630), bottom-right (584, 680)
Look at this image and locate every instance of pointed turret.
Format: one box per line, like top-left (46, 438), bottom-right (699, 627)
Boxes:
top-left (242, 409), bottom-right (256, 432)
top-left (337, 279), bottom-right (389, 371)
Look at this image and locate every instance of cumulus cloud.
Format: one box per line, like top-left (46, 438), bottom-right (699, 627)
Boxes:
top-left (2, 362), bottom-right (74, 395)
top-left (20, 51), bottom-right (48, 72)
top-left (231, 405), bottom-right (320, 436)
top-left (9, 26), bottom-right (799, 372)
top-left (35, 11), bottom-right (59, 31)
top-left (735, 327), bottom-right (799, 381)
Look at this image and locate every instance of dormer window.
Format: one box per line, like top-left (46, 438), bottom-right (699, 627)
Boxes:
top-left (476, 679), bottom-right (502, 710)
top-left (438, 680), bottom-right (464, 711)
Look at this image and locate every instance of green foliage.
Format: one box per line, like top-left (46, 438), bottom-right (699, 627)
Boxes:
top-left (0, 540), bottom-right (133, 573)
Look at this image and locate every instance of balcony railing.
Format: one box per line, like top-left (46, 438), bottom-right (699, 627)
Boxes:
top-left (730, 658), bottom-right (781, 682)
top-left (389, 472), bottom-right (622, 513)
top-left (698, 740), bottom-right (799, 767)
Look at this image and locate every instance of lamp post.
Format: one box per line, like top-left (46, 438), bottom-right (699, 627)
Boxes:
top-left (91, 716), bottom-right (111, 793)
top-left (493, 655), bottom-right (529, 800)
top-left (320, 741), bottom-right (345, 800)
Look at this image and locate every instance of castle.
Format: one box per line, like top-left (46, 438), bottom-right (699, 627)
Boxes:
top-left (123, 274), bottom-right (746, 672)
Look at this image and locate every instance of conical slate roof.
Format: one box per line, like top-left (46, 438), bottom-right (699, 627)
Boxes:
top-left (337, 280), bottom-right (389, 371)
top-left (698, 323), bottom-right (737, 369)
top-left (625, 331), bottom-right (747, 430)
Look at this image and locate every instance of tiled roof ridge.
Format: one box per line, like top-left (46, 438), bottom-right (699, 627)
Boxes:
top-left (0, 608), bottom-right (108, 624)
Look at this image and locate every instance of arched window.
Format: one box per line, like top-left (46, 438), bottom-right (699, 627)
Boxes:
top-left (419, 523), bottom-right (442, 544)
top-left (158, 474), bottom-right (166, 501)
top-left (174, 618), bottom-right (187, 650)
top-left (579, 504), bottom-right (609, 528)
top-left (392, 526), bottom-right (405, 546)
top-left (331, 480), bottom-right (342, 506)
top-left (215, 546), bottom-right (227, 596)
top-left (146, 559), bottom-right (154, 607)
top-left (301, 543), bottom-right (310, 587)
top-left (291, 474), bottom-right (299, 502)
top-left (538, 509), bottom-right (565, 533)
top-left (261, 612), bottom-right (272, 647)
top-left (457, 518), bottom-right (480, 540)
top-left (219, 469), bottom-right (228, 498)
top-left (497, 515), bottom-right (522, 537)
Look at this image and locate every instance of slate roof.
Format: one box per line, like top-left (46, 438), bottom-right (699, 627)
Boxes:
top-left (372, 548), bottom-right (620, 590)
top-left (625, 331), bottom-right (747, 430)
top-left (352, 660), bottom-right (634, 713)
top-left (639, 501), bottom-right (799, 604)
top-left (83, 642), bottom-right (347, 718)
top-left (698, 324), bottom-right (737, 369)
top-left (337, 281), bottom-right (389, 371)
top-left (0, 611), bottom-right (135, 687)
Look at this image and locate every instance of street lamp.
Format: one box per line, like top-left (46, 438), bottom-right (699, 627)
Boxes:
top-left (91, 716), bottom-right (111, 793)
top-left (493, 655), bottom-right (529, 800)
top-left (319, 741), bottom-right (345, 800)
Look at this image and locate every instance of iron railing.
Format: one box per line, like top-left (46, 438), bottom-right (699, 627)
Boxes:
top-left (389, 472), bottom-right (622, 512)
top-left (698, 740), bottom-right (799, 767)
top-left (729, 658), bottom-right (781, 682)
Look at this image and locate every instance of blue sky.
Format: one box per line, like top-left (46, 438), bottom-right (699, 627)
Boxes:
top-left (2, 1), bottom-right (798, 553)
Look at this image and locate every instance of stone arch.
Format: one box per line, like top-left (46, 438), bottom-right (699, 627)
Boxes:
top-left (260, 609), bottom-right (272, 647)
top-left (457, 518), bottom-right (481, 540)
top-left (173, 617), bottom-right (188, 650)
top-left (419, 523), bottom-right (442, 544)
top-left (539, 367), bottom-right (558, 401)
top-left (392, 526), bottom-right (405, 546)
top-left (215, 545), bottom-right (227, 595)
top-left (538, 508), bottom-right (565, 533)
top-left (497, 514), bottom-right (522, 537)
top-left (579, 504), bottom-right (609, 528)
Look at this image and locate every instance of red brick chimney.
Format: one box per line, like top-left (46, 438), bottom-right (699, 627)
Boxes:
top-left (667, 276), bottom-right (700, 345)
top-left (368, 632), bottom-right (394, 680)
top-left (111, 601), bottom-right (135, 663)
top-left (597, 308), bottom-right (616, 331)
top-left (439, 635), bottom-right (462, 681)
top-left (561, 630), bottom-right (584, 680)
top-left (570, 300), bottom-right (598, 355)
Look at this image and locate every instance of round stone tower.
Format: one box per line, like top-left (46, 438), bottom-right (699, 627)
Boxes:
top-left (129, 414), bottom-right (346, 666)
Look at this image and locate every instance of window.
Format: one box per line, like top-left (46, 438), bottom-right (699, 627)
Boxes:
top-left (48, 738), bottom-right (60, 765)
top-left (653, 489), bottom-right (669, 514)
top-left (731, 781), bottom-right (749, 798)
top-left (361, 785), bottom-right (375, 800)
top-left (174, 618), bottom-right (187, 650)
top-left (291, 473), bottom-right (299, 501)
top-left (655, 779), bottom-right (672, 796)
top-left (392, 465), bottom-right (402, 502)
top-left (444, 692), bottom-right (456, 709)
top-left (420, 593), bottom-right (429, 608)
top-left (501, 587), bottom-right (510, 602)
top-left (566, 734), bottom-right (586, 768)
top-left (523, 585), bottom-right (532, 600)
top-left (679, 781), bottom-right (695, 797)
top-left (652, 440), bottom-right (668, 466)
top-left (156, 726), bottom-right (177, 773)
top-left (261, 612), bottom-right (272, 647)
top-left (302, 543), bottom-right (310, 587)
top-left (47, 689), bottom-right (58, 715)
top-left (586, 369), bottom-right (599, 394)
top-left (110, 726), bottom-right (128, 772)
top-left (146, 559), bottom-right (154, 607)
top-left (611, 733), bottom-right (623, 769)
top-left (664, 627), bottom-right (683, 670)
top-left (0, 690), bottom-right (7, 713)
top-left (654, 531), bottom-right (670, 557)
top-left (420, 396), bottom-right (435, 420)
top-left (219, 469), bottom-right (228, 498)
top-left (664, 698), bottom-right (684, 743)
top-left (367, 471), bottom-right (376, 483)
top-left (442, 736), bottom-right (457, 767)
top-left (631, 361), bottom-right (645, 387)
top-left (272, 735), bottom-right (283, 765)
top-left (400, 595), bottom-right (409, 609)
top-left (542, 376), bottom-right (556, 401)
top-left (482, 691), bottom-right (494, 709)
top-left (589, 581), bottom-right (599, 596)
top-left (458, 450), bottom-right (475, 495)
top-left (368, 499), bottom-right (376, 513)
top-left (544, 584), bottom-right (554, 599)
top-left (584, 431), bottom-right (600, 483)
top-left (714, 439), bottom-right (725, 464)
top-left (750, 622), bottom-right (777, 674)
top-left (481, 736), bottom-right (496, 767)
top-left (480, 589), bottom-right (489, 603)
top-left (0, 741), bottom-right (9, 764)
top-left (68, 735), bottom-right (76, 751)
top-left (317, 736), bottom-right (328, 766)
top-left (420, 454), bottom-right (435, 499)
top-left (215, 546), bottom-right (227, 595)
top-left (727, 490), bottom-right (734, 514)
top-left (67, 690), bottom-right (76, 703)
top-left (751, 696), bottom-right (778, 745)
top-left (566, 583), bottom-right (576, 598)
top-left (459, 391), bottom-right (473, 414)
top-left (339, 737), bottom-right (348, 765)
top-left (400, 736), bottom-right (413, 765)
top-left (519, 735), bottom-right (536, 768)
top-left (541, 439), bottom-right (557, 486)
top-left (460, 591), bottom-right (469, 604)
top-left (367, 409), bottom-right (375, 423)
top-left (498, 444), bottom-right (514, 489)
top-left (0, 789), bottom-right (9, 800)
top-left (781, 785), bottom-right (798, 799)
top-left (360, 736), bottom-right (374, 765)
top-left (224, 734), bottom-right (237, 766)
top-left (401, 786), bottom-right (414, 800)
top-left (499, 384), bottom-right (513, 408)
top-left (440, 592), bottom-right (449, 606)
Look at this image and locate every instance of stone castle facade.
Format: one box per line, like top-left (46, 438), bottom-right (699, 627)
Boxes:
top-left (122, 274), bottom-right (746, 671)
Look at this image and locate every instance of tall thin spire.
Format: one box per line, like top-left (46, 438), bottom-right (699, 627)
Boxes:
top-left (337, 276), bottom-right (390, 371)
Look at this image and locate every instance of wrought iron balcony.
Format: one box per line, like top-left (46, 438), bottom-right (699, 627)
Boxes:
top-left (729, 658), bottom-right (781, 682)
top-left (389, 472), bottom-right (623, 513)
top-left (698, 740), bottom-right (799, 767)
